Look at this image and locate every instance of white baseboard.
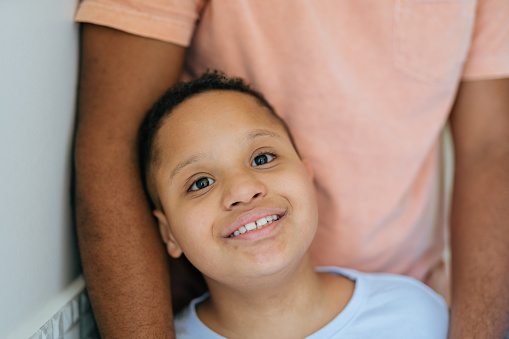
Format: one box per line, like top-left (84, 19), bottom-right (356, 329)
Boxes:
top-left (6, 275), bottom-right (98, 339)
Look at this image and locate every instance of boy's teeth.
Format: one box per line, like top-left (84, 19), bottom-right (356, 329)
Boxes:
top-left (245, 222), bottom-right (256, 231)
top-left (256, 218), bottom-right (267, 227)
top-left (229, 215), bottom-right (280, 238)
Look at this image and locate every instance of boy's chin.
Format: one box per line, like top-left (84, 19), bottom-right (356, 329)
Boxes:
top-left (205, 251), bottom-right (313, 290)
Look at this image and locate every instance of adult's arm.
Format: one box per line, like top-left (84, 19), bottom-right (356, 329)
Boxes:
top-left (449, 78), bottom-right (509, 338)
top-left (75, 23), bottom-right (186, 337)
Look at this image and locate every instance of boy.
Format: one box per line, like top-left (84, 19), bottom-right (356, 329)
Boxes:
top-left (138, 72), bottom-right (448, 338)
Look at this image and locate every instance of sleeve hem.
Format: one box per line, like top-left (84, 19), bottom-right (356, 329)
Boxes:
top-left (462, 56), bottom-right (509, 81)
top-left (75, 1), bottom-right (195, 47)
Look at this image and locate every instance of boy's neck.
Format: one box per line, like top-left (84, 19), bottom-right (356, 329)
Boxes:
top-left (196, 254), bottom-right (355, 338)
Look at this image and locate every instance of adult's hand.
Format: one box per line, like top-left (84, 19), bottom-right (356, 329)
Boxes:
top-left (75, 24), bottom-right (186, 337)
top-left (449, 78), bottom-right (509, 338)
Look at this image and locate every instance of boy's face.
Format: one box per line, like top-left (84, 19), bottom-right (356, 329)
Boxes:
top-left (153, 90), bottom-right (318, 287)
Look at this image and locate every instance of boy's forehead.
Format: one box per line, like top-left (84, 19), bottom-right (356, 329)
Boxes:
top-left (170, 90), bottom-right (274, 123)
top-left (154, 90), bottom-right (286, 153)
top-left (155, 90), bottom-right (285, 144)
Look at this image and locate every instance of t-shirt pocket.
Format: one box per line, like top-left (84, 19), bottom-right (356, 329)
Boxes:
top-left (393, 0), bottom-right (476, 84)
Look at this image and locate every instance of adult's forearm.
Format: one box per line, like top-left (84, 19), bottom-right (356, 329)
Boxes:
top-left (449, 78), bottom-right (509, 339)
top-left (75, 24), bottom-right (186, 337)
top-left (449, 154), bottom-right (509, 338)
top-left (75, 151), bottom-right (174, 337)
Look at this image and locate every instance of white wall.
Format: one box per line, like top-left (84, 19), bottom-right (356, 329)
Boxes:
top-left (0, 0), bottom-right (82, 337)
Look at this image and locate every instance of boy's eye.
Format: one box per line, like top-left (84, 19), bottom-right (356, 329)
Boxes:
top-left (251, 153), bottom-right (276, 167)
top-left (189, 177), bottom-right (215, 191)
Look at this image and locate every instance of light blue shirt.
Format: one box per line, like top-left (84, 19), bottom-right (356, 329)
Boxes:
top-left (174, 267), bottom-right (449, 338)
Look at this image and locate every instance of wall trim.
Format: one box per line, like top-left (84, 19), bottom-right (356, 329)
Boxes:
top-left (6, 276), bottom-right (98, 339)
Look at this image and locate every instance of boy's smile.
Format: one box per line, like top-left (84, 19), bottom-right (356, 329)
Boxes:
top-left (152, 90), bottom-right (318, 288)
top-left (224, 211), bottom-right (282, 239)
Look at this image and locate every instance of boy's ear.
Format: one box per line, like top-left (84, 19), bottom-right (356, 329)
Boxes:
top-left (153, 209), bottom-right (183, 259)
top-left (301, 158), bottom-right (314, 180)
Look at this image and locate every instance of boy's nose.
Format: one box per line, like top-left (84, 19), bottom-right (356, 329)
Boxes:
top-left (221, 170), bottom-right (267, 210)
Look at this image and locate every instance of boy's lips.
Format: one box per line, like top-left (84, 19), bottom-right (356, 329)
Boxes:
top-left (221, 208), bottom-right (287, 239)
top-left (228, 214), bottom-right (281, 238)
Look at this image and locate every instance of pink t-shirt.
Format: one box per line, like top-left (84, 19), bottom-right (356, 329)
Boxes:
top-left (75, 0), bottom-right (509, 300)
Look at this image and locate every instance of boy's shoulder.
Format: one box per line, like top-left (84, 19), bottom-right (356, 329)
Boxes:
top-left (323, 266), bottom-right (448, 312)
top-left (320, 266), bottom-right (446, 305)
top-left (357, 268), bottom-right (439, 293)
top-left (314, 267), bottom-right (449, 338)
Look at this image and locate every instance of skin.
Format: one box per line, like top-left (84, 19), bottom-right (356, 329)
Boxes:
top-left (76, 23), bottom-right (509, 338)
top-left (152, 90), bottom-right (355, 338)
top-left (75, 24), bottom-right (186, 337)
top-left (448, 78), bottom-right (509, 339)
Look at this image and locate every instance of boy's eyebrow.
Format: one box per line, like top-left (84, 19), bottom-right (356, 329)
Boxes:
top-left (169, 129), bottom-right (281, 181)
top-left (170, 153), bottom-right (206, 181)
top-left (246, 129), bottom-right (282, 142)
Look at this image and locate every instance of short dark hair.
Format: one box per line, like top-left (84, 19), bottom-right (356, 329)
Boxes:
top-left (138, 70), bottom-right (298, 209)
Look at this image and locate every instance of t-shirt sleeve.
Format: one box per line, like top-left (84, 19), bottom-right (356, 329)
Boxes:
top-left (462, 0), bottom-right (509, 80)
top-left (360, 273), bottom-right (449, 339)
top-left (74, 0), bottom-right (205, 47)
top-left (391, 278), bottom-right (450, 338)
